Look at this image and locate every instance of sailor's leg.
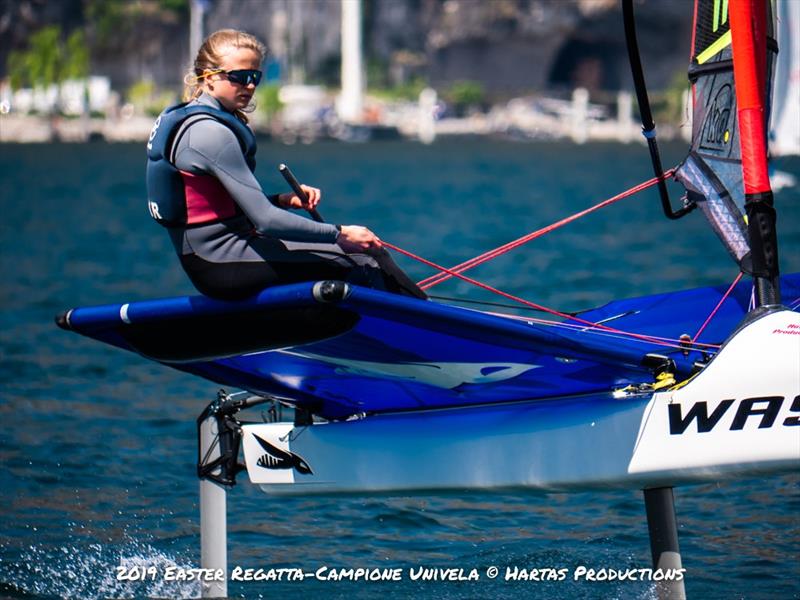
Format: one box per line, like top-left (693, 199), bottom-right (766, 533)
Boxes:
top-left (368, 247), bottom-right (428, 299)
top-left (180, 239), bottom-right (426, 299)
top-left (273, 240), bottom-right (427, 298)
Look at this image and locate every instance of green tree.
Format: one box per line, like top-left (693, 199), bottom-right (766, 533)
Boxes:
top-left (6, 51), bottom-right (27, 90)
top-left (371, 76), bottom-right (427, 102)
top-left (157, 0), bottom-right (189, 16)
top-left (654, 70), bottom-right (690, 126)
top-left (85, 0), bottom-right (187, 47)
top-left (64, 30), bottom-right (90, 80)
top-left (84, 0), bottom-right (132, 46)
top-left (256, 83), bottom-right (283, 121)
top-left (446, 81), bottom-right (486, 110)
top-left (127, 79), bottom-right (177, 117)
top-left (6, 25), bottom-right (91, 89)
top-left (30, 26), bottom-right (62, 86)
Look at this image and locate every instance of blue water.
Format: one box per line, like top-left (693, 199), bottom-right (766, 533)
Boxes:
top-left (0, 138), bottom-right (798, 599)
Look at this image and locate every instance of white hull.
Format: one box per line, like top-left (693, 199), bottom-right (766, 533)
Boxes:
top-left (243, 310), bottom-right (800, 495)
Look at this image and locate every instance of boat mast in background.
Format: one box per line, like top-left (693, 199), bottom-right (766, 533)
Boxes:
top-left (189, 0), bottom-right (210, 70)
top-left (337, 0), bottom-right (364, 124)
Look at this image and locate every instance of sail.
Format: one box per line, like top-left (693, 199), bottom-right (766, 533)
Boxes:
top-left (675, 0), bottom-right (777, 273)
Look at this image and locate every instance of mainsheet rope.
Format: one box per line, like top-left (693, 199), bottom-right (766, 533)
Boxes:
top-left (381, 168), bottom-right (722, 352)
top-left (383, 239), bottom-right (718, 352)
top-left (691, 272), bottom-right (745, 343)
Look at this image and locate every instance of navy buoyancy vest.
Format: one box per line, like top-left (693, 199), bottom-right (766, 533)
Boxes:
top-left (145, 102), bottom-right (257, 227)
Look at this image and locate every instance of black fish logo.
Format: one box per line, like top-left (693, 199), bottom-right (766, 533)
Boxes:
top-left (252, 434), bottom-right (313, 475)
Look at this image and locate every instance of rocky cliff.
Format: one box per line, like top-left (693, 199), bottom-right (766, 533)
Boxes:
top-left (1, 0), bottom-right (693, 96)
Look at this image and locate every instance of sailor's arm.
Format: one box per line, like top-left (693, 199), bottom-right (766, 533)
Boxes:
top-left (174, 120), bottom-right (339, 243)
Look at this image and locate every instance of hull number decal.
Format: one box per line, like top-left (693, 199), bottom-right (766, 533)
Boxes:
top-left (669, 395), bottom-right (800, 434)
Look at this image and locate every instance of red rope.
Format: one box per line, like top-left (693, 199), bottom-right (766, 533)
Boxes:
top-left (383, 240), bottom-right (718, 351)
top-left (380, 168), bottom-right (722, 352)
top-left (418, 168), bottom-right (675, 290)
top-left (691, 272), bottom-right (745, 343)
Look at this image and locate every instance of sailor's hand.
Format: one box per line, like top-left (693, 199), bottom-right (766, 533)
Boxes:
top-left (279, 184), bottom-right (321, 210)
top-left (336, 225), bottom-right (383, 253)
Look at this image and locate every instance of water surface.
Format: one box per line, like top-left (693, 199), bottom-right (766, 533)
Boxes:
top-left (0, 139), bottom-right (798, 599)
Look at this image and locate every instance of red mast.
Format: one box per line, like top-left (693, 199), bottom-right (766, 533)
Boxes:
top-left (729, 0), bottom-right (780, 304)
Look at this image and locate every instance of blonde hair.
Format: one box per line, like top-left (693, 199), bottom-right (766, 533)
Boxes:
top-left (183, 29), bottom-right (266, 122)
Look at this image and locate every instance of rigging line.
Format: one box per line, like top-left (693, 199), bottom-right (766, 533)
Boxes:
top-left (433, 298), bottom-right (720, 350)
top-left (428, 294), bottom-right (578, 314)
top-left (537, 322), bottom-right (713, 353)
top-left (494, 312), bottom-right (720, 350)
top-left (383, 240), bottom-right (712, 351)
top-left (418, 168), bottom-right (675, 290)
top-left (691, 272), bottom-right (745, 344)
top-left (506, 315), bottom-right (718, 352)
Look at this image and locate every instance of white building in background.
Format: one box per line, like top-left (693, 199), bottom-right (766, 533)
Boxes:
top-left (33, 85), bottom-right (59, 114)
top-left (337, 0), bottom-right (364, 124)
top-left (10, 88), bottom-right (33, 113)
top-left (417, 87), bottom-right (437, 144)
top-left (59, 80), bottom-right (86, 115)
top-left (87, 77), bottom-right (112, 114)
top-left (8, 76), bottom-right (112, 116)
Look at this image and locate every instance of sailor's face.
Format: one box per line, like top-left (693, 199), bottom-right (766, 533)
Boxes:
top-left (205, 47), bottom-right (261, 112)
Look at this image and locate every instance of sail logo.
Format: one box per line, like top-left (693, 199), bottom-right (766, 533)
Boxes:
top-left (668, 395), bottom-right (800, 435)
top-left (252, 434), bottom-right (313, 475)
top-left (712, 0), bottom-right (729, 33)
top-left (700, 84), bottom-right (734, 153)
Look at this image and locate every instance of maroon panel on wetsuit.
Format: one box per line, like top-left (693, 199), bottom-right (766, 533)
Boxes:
top-left (181, 170), bottom-right (239, 224)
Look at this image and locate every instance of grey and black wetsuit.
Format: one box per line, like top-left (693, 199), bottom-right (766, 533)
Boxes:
top-left (161, 93), bottom-right (424, 300)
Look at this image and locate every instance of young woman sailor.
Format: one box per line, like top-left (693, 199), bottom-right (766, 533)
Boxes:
top-left (146, 29), bottom-right (425, 300)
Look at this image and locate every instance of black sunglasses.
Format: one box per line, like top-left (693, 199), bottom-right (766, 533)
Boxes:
top-left (206, 69), bottom-right (263, 86)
